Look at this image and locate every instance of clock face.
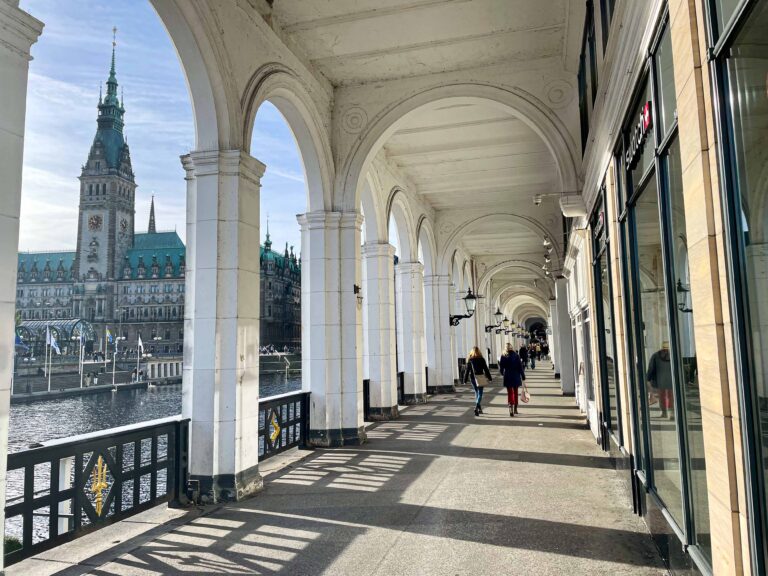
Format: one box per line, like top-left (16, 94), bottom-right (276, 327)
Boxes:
top-left (120, 218), bottom-right (128, 232)
top-left (88, 215), bottom-right (102, 231)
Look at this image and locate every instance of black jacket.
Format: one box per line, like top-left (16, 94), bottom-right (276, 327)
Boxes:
top-left (463, 356), bottom-right (492, 384)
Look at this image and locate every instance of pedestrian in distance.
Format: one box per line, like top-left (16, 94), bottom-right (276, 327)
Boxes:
top-left (529, 344), bottom-right (536, 370)
top-left (499, 343), bottom-right (526, 416)
top-left (463, 346), bottom-right (492, 416)
top-left (519, 345), bottom-right (529, 368)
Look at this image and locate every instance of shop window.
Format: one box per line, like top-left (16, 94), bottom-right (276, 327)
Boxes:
top-left (665, 137), bottom-right (709, 556)
top-left (654, 23), bottom-right (677, 139)
top-left (712, 1), bottom-right (768, 569)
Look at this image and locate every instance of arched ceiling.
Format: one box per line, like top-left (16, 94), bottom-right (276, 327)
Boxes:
top-left (271, 0), bottom-right (573, 86)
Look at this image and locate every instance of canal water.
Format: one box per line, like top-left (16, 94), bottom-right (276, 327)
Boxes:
top-left (5, 371), bottom-right (301, 546)
top-left (9, 371), bottom-right (301, 452)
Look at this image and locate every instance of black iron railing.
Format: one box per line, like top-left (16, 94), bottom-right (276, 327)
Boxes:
top-left (4, 416), bottom-right (189, 566)
top-left (258, 391), bottom-right (310, 461)
top-left (397, 372), bottom-right (405, 405)
top-left (362, 379), bottom-right (371, 422)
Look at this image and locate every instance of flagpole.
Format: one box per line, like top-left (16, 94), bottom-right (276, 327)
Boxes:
top-left (80, 341), bottom-right (84, 388)
top-left (47, 338), bottom-right (52, 393)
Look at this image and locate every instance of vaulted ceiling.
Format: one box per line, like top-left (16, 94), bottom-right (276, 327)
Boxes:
top-left (272, 0), bottom-right (571, 86)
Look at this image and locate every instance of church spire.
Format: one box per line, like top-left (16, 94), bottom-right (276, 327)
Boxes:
top-left (264, 214), bottom-right (272, 251)
top-left (148, 195), bottom-right (156, 234)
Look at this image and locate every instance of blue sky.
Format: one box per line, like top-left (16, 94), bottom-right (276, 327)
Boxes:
top-left (18, 0), bottom-right (305, 254)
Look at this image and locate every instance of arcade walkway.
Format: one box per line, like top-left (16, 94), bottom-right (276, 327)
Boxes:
top-left (12, 366), bottom-right (667, 575)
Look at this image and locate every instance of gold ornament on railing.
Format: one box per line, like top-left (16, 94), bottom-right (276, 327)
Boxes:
top-left (91, 455), bottom-right (108, 516)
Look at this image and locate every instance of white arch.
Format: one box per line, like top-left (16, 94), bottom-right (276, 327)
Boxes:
top-left (360, 171), bottom-right (387, 243)
top-left (387, 189), bottom-right (417, 262)
top-left (340, 84), bottom-right (580, 211)
top-left (150, 0), bottom-right (229, 149)
top-left (241, 63), bottom-right (333, 212)
top-left (416, 216), bottom-right (437, 277)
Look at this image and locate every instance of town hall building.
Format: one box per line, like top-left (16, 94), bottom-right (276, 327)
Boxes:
top-left (15, 44), bottom-right (300, 355)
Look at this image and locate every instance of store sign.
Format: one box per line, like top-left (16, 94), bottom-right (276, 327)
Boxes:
top-left (625, 101), bottom-right (653, 168)
top-left (593, 210), bottom-right (605, 239)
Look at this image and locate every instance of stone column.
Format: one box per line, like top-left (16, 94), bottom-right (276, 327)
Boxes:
top-left (299, 211), bottom-right (366, 446)
top-left (555, 277), bottom-right (575, 395)
top-left (425, 275), bottom-right (454, 392)
top-left (362, 242), bottom-right (398, 418)
top-left (422, 273), bottom-right (438, 391)
top-left (0, 1), bottom-right (42, 564)
top-left (395, 262), bottom-right (427, 403)
top-left (549, 299), bottom-right (560, 376)
top-left (181, 150), bottom-right (264, 503)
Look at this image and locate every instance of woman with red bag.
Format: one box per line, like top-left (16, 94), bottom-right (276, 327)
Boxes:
top-left (498, 343), bottom-right (526, 416)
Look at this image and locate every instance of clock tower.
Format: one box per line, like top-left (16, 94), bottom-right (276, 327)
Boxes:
top-left (74, 31), bottom-right (135, 323)
top-left (75, 32), bottom-right (135, 285)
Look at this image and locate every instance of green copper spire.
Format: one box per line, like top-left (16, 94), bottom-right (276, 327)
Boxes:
top-left (148, 195), bottom-right (156, 234)
top-left (264, 214), bottom-right (272, 251)
top-left (92, 27), bottom-right (126, 169)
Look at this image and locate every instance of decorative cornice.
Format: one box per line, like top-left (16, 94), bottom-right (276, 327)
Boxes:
top-left (0, 1), bottom-right (43, 62)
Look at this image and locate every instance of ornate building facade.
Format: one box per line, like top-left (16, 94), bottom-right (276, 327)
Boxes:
top-left (15, 45), bottom-right (300, 355)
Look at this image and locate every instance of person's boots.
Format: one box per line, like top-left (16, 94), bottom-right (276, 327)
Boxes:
top-left (514, 404), bottom-right (519, 414)
top-left (474, 407), bottom-right (480, 416)
top-left (509, 405), bottom-right (514, 417)
top-left (478, 405), bottom-right (484, 414)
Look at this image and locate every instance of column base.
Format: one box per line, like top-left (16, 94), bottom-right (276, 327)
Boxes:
top-left (190, 464), bottom-right (263, 504)
top-left (432, 385), bottom-right (456, 394)
top-left (367, 406), bottom-right (400, 420)
top-left (308, 426), bottom-right (368, 447)
top-left (402, 393), bottom-right (428, 405)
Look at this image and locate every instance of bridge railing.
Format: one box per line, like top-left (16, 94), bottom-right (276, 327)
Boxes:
top-left (3, 416), bottom-right (189, 567)
top-left (258, 391), bottom-right (311, 461)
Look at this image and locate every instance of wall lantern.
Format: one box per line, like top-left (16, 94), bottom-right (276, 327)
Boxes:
top-left (353, 284), bottom-right (363, 306)
top-left (484, 307), bottom-right (504, 333)
top-left (450, 288), bottom-right (477, 327)
top-left (676, 279), bottom-right (692, 313)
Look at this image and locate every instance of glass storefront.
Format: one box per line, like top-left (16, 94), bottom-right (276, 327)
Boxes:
top-left (710, 0), bottom-right (768, 570)
top-left (591, 186), bottom-right (621, 443)
top-left (615, 12), bottom-right (711, 570)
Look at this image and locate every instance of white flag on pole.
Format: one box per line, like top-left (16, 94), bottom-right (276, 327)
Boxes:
top-left (45, 326), bottom-right (60, 354)
top-left (138, 334), bottom-right (144, 354)
top-left (50, 334), bottom-right (60, 355)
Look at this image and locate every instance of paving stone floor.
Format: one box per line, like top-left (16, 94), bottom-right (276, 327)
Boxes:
top-left (11, 363), bottom-right (668, 575)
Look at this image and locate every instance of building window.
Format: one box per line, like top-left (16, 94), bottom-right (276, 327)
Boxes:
top-left (709, 1), bottom-right (768, 570)
top-left (615, 13), bottom-right (710, 567)
top-left (578, 1), bottom-right (598, 152)
top-left (164, 329), bottom-right (171, 340)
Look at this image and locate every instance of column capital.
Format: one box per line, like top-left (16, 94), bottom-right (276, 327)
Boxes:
top-left (339, 211), bottom-right (363, 230)
top-left (362, 242), bottom-right (396, 258)
top-left (297, 210), bottom-right (342, 230)
top-left (180, 149), bottom-right (265, 183)
top-left (0, 1), bottom-right (43, 62)
top-left (395, 261), bottom-right (424, 276)
top-left (424, 274), bottom-right (450, 287)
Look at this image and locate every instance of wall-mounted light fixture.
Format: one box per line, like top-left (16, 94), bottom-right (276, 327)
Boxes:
top-left (449, 288), bottom-right (477, 327)
top-left (353, 284), bottom-right (363, 306)
top-left (484, 307), bottom-right (504, 333)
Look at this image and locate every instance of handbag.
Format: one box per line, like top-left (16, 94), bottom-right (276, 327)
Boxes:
top-left (471, 363), bottom-right (488, 387)
top-left (521, 384), bottom-right (530, 403)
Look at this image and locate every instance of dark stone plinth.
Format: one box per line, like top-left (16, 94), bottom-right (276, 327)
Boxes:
top-left (308, 426), bottom-right (367, 448)
top-left (402, 393), bottom-right (428, 405)
top-left (190, 463), bottom-right (263, 504)
top-left (433, 385), bottom-right (456, 394)
top-left (367, 406), bottom-right (399, 421)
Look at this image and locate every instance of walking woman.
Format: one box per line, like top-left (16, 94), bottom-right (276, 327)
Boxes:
top-left (499, 343), bottom-right (525, 416)
top-left (463, 346), bottom-right (492, 416)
